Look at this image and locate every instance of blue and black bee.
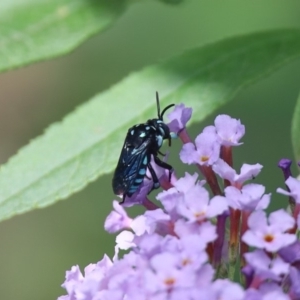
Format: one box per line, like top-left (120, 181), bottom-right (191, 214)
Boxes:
top-left (112, 92), bottom-right (175, 204)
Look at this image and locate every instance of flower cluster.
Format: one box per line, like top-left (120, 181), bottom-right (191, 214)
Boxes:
top-left (58, 104), bottom-right (300, 300)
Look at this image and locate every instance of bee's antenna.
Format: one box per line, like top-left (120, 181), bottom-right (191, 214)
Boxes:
top-left (156, 91), bottom-right (161, 119)
top-left (161, 103), bottom-right (175, 120)
top-left (156, 91), bottom-right (175, 120)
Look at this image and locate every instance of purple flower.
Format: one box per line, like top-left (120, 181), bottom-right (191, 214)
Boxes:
top-left (244, 250), bottom-right (289, 281)
top-left (289, 267), bottom-right (300, 299)
top-left (144, 252), bottom-right (196, 293)
top-left (258, 282), bottom-right (290, 300)
top-left (131, 209), bottom-right (171, 236)
top-left (211, 280), bottom-right (245, 300)
top-left (242, 209), bottom-right (296, 252)
top-left (176, 184), bottom-right (228, 222)
top-left (157, 172), bottom-right (205, 217)
top-left (104, 201), bottom-right (132, 233)
top-left (168, 287), bottom-right (214, 300)
top-left (172, 172), bottom-right (205, 193)
top-left (277, 176), bottom-right (300, 203)
top-left (195, 264), bottom-right (215, 288)
top-left (115, 230), bottom-right (136, 254)
top-left (204, 114), bottom-right (245, 146)
top-left (167, 103), bottom-right (192, 133)
top-left (213, 159), bottom-right (263, 186)
top-left (277, 158), bottom-right (292, 180)
top-left (174, 220), bottom-right (217, 244)
top-left (278, 240), bottom-right (300, 264)
top-left (180, 131), bottom-right (220, 166)
top-left (176, 234), bottom-right (208, 269)
top-left (133, 233), bottom-right (165, 260)
top-left (242, 265), bottom-right (254, 288)
top-left (59, 255), bottom-right (114, 300)
top-left (59, 110), bottom-right (300, 300)
top-left (156, 189), bottom-right (182, 219)
top-left (244, 288), bottom-right (263, 300)
top-left (244, 283), bottom-right (290, 300)
top-left (224, 184), bottom-right (270, 211)
top-left (60, 265), bottom-right (84, 299)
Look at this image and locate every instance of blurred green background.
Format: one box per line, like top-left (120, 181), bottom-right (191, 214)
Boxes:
top-left (1, 0), bottom-right (300, 299)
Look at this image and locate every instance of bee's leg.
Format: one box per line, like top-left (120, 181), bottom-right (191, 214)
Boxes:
top-left (120, 194), bottom-right (126, 204)
top-left (158, 150), bottom-right (166, 156)
top-left (153, 155), bottom-right (173, 181)
top-left (147, 162), bottom-right (160, 192)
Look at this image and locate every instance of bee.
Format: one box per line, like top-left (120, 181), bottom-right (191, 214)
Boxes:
top-left (112, 92), bottom-right (175, 203)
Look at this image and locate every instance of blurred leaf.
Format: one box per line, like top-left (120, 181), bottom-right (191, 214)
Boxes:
top-left (157, 0), bottom-right (185, 4)
top-left (292, 93), bottom-right (300, 162)
top-left (1, 29), bottom-right (300, 222)
top-left (0, 0), bottom-right (126, 72)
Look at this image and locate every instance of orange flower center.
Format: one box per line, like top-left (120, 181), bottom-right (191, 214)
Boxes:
top-left (182, 258), bottom-right (191, 266)
top-left (164, 277), bottom-right (176, 286)
top-left (264, 234), bottom-right (274, 243)
top-left (194, 211), bottom-right (206, 219)
top-left (201, 156), bottom-right (209, 162)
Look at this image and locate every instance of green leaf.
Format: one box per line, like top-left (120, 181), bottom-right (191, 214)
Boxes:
top-left (1, 29), bottom-right (300, 222)
top-left (292, 93), bottom-right (300, 161)
top-left (0, 0), bottom-right (126, 72)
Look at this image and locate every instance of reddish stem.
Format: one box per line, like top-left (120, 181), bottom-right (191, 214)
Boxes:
top-left (229, 208), bottom-right (241, 248)
top-left (142, 197), bottom-right (159, 210)
top-left (198, 165), bottom-right (222, 196)
top-left (221, 146), bottom-right (233, 167)
top-left (249, 276), bottom-right (262, 289)
top-left (212, 214), bottom-right (227, 267)
top-left (178, 128), bottom-right (193, 144)
top-left (207, 242), bottom-right (214, 263)
top-left (160, 177), bottom-right (174, 190)
top-left (240, 210), bottom-right (250, 267)
top-left (289, 203), bottom-right (300, 234)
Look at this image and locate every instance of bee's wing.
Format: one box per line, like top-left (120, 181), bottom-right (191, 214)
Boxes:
top-left (112, 136), bottom-right (151, 196)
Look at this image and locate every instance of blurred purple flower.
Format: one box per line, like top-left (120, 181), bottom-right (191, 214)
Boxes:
top-left (244, 283), bottom-right (290, 300)
top-left (104, 201), bottom-right (132, 233)
top-left (289, 267), bottom-right (300, 299)
top-left (145, 252), bottom-right (196, 293)
top-left (211, 279), bottom-right (245, 300)
top-left (244, 249), bottom-right (289, 281)
top-left (278, 240), bottom-right (300, 264)
top-left (258, 282), bottom-right (290, 300)
top-left (174, 220), bottom-right (217, 244)
top-left (115, 230), bottom-right (136, 252)
top-left (244, 288), bottom-right (263, 300)
top-left (59, 256), bottom-right (114, 300)
top-left (132, 209), bottom-right (171, 236)
top-left (177, 234), bottom-right (208, 269)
